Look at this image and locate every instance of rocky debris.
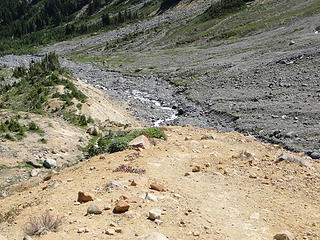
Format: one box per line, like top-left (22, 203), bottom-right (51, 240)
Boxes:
top-left (148, 208), bottom-right (162, 220)
top-left (77, 192), bottom-right (94, 203)
top-left (26, 159), bottom-right (42, 168)
top-left (129, 135), bottom-right (151, 149)
top-left (23, 236), bottom-right (32, 240)
top-left (276, 153), bottom-right (313, 168)
top-left (192, 165), bottom-right (200, 172)
top-left (43, 158), bottom-right (57, 169)
top-left (87, 204), bottom-right (102, 214)
top-left (114, 200), bottom-right (130, 213)
top-left (150, 182), bottom-right (166, 192)
top-left (137, 232), bottom-right (168, 240)
top-left (273, 231), bottom-right (295, 240)
top-left (113, 164), bottom-right (146, 174)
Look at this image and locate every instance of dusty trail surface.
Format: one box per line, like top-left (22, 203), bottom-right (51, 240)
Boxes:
top-left (0, 126), bottom-right (319, 239)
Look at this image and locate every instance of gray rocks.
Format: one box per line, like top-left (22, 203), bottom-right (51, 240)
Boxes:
top-left (87, 204), bottom-right (102, 214)
top-left (26, 159), bottom-right (42, 168)
top-left (273, 231), bottom-right (294, 240)
top-left (310, 151), bottom-right (320, 159)
top-left (276, 153), bottom-right (313, 168)
top-left (23, 236), bottom-right (32, 240)
top-left (137, 232), bottom-right (168, 240)
top-left (148, 208), bottom-right (162, 220)
top-left (43, 158), bottom-right (57, 169)
top-left (0, 144), bottom-right (9, 152)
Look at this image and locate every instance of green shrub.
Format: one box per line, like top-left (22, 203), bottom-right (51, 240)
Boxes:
top-left (4, 133), bottom-right (15, 141)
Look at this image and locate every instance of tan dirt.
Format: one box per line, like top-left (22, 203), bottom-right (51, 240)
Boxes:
top-left (0, 126), bottom-right (319, 240)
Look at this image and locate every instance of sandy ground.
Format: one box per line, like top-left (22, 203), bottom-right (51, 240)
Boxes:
top-left (0, 126), bottom-right (319, 240)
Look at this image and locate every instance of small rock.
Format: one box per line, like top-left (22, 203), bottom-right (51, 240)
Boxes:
top-left (154, 219), bottom-right (163, 225)
top-left (26, 159), bottom-right (42, 168)
top-left (276, 153), bottom-right (313, 168)
top-left (149, 208), bottom-right (162, 220)
top-left (310, 151), bottom-right (320, 160)
top-left (43, 158), bottom-right (57, 169)
top-left (201, 135), bottom-right (215, 140)
top-left (150, 182), bottom-right (165, 192)
top-left (289, 40), bottom-right (295, 46)
top-left (249, 173), bottom-right (257, 179)
top-left (273, 231), bottom-right (294, 240)
top-left (87, 204), bottom-right (102, 214)
top-left (30, 169), bottom-right (39, 177)
top-left (77, 228), bottom-right (87, 233)
top-left (77, 192), bottom-right (94, 203)
top-left (48, 181), bottom-right (59, 190)
top-left (192, 166), bottom-right (200, 172)
top-left (23, 236), bottom-right (32, 240)
top-left (238, 150), bottom-right (255, 159)
top-left (146, 193), bottom-right (158, 202)
top-left (114, 200), bottom-right (130, 213)
top-left (129, 135), bottom-right (150, 149)
top-left (105, 229), bottom-right (115, 235)
top-left (137, 232), bottom-right (168, 240)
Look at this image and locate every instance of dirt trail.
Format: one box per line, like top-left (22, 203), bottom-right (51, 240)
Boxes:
top-left (0, 126), bottom-right (319, 239)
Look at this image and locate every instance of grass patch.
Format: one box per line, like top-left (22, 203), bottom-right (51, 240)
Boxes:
top-left (0, 208), bottom-right (20, 224)
top-left (84, 127), bottom-right (166, 157)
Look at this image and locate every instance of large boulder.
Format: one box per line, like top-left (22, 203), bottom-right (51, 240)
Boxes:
top-left (129, 135), bottom-right (150, 150)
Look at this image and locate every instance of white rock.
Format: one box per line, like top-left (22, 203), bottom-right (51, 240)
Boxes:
top-left (105, 229), bottom-right (115, 235)
top-left (77, 228), bottom-right (86, 233)
top-left (137, 232), bottom-right (168, 240)
top-left (154, 219), bottom-right (163, 225)
top-left (43, 158), bottom-right (57, 169)
top-left (146, 193), bottom-right (158, 202)
top-left (149, 209), bottom-right (162, 220)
